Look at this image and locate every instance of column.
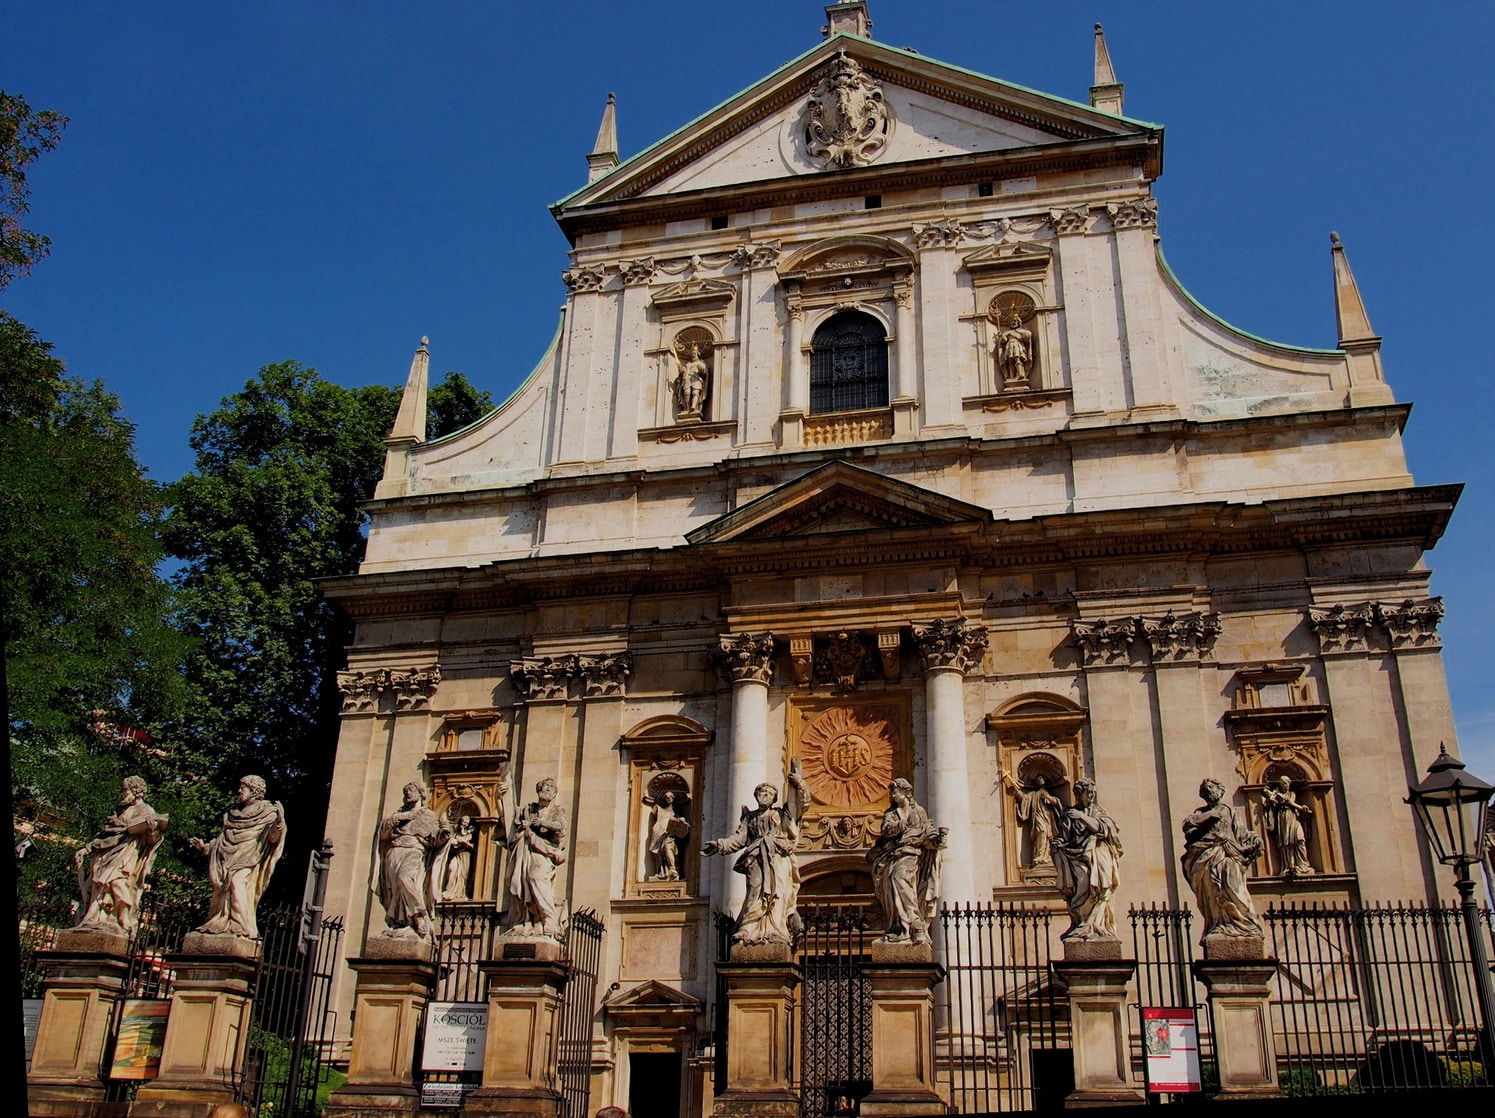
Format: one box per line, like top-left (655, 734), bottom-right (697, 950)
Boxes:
top-left (465, 942), bottom-right (571, 1118)
top-left (132, 934), bottom-right (260, 1117)
top-left (891, 271), bottom-right (917, 438)
top-left (26, 930), bottom-right (131, 1116)
top-left (912, 620), bottom-right (987, 904)
top-left (712, 633), bottom-right (776, 917)
top-left (782, 287), bottom-right (806, 447)
top-left (324, 940), bottom-right (437, 1118)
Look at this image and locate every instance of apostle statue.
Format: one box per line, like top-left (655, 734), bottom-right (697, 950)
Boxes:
top-left (73, 775), bottom-right (168, 937)
top-left (372, 781), bottom-right (450, 938)
top-left (441, 815), bottom-right (476, 901)
top-left (866, 778), bottom-right (945, 946)
top-left (190, 775), bottom-right (286, 939)
top-left (1181, 778), bottom-right (1265, 941)
top-left (999, 767), bottom-right (1063, 868)
top-left (702, 759), bottom-right (809, 946)
top-left (504, 777), bottom-right (569, 940)
top-left (644, 786), bottom-right (691, 882)
top-left (1260, 775), bottom-right (1314, 877)
top-left (994, 314), bottom-right (1034, 386)
top-left (1050, 777), bottom-right (1123, 942)
top-left (672, 341), bottom-right (709, 422)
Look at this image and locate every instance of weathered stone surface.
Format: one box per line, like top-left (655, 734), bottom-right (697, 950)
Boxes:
top-left (868, 940), bottom-right (934, 965)
top-left (361, 935), bottom-right (436, 963)
top-left (497, 937), bottom-right (564, 962)
top-left (181, 930), bottom-right (261, 958)
top-left (1202, 934), bottom-right (1267, 961)
top-left (728, 942), bottom-right (793, 964)
top-left (1061, 936), bottom-right (1123, 962)
top-left (53, 929), bottom-right (130, 956)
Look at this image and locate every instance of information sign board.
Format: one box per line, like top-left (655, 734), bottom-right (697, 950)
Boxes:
top-left (421, 1001), bottom-right (488, 1073)
top-left (1141, 1007), bottom-right (1201, 1093)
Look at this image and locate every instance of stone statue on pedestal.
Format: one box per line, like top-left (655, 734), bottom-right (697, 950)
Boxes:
top-left (702, 759), bottom-right (809, 945)
top-left (1260, 775), bottom-right (1314, 877)
top-left (1181, 778), bottom-right (1265, 942)
top-left (441, 815), bottom-right (476, 901)
top-left (190, 775), bottom-right (286, 940)
top-left (504, 777), bottom-right (569, 940)
top-left (372, 781), bottom-right (449, 939)
top-left (73, 776), bottom-right (168, 937)
top-left (866, 778), bottom-right (944, 946)
top-left (1050, 778), bottom-right (1122, 942)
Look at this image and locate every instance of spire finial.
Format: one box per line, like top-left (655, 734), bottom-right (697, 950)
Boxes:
top-left (1330, 230), bottom-right (1380, 347)
top-left (587, 93), bottom-right (619, 184)
top-left (1090, 23), bottom-right (1124, 115)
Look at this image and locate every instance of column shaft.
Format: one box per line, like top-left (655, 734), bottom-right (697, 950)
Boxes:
top-left (925, 667), bottom-right (974, 903)
top-left (724, 678), bottom-right (771, 915)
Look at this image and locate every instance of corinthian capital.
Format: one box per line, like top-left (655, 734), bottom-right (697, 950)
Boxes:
top-left (1374, 598), bottom-right (1444, 649)
top-left (1139, 611), bottom-right (1221, 662)
top-left (911, 619), bottom-right (988, 675)
top-left (1306, 604), bottom-right (1375, 653)
top-left (562, 265), bottom-right (607, 293)
top-left (577, 651), bottom-right (633, 697)
top-left (510, 656), bottom-right (578, 701)
top-left (1071, 618), bottom-right (1138, 666)
top-left (711, 633), bottom-right (776, 686)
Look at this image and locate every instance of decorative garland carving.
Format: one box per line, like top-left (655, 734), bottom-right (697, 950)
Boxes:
top-left (711, 632), bottom-right (776, 686)
top-left (1139, 611), bottom-right (1222, 662)
top-left (801, 51), bottom-right (891, 169)
top-left (911, 619), bottom-right (989, 674)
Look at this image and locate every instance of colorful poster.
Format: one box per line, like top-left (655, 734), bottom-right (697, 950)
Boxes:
top-left (421, 1001), bottom-right (488, 1072)
top-left (110, 999), bottom-right (170, 1080)
top-left (1141, 1007), bottom-right (1201, 1093)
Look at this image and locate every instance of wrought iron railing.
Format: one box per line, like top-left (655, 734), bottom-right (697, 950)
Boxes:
top-left (1127, 902), bottom-right (1218, 1096)
top-left (797, 904), bottom-right (873, 1118)
top-left (559, 908), bottom-right (606, 1118)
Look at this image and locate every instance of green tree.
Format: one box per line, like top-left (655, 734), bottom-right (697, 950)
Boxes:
top-left (1, 313), bottom-right (208, 899)
top-left (0, 92), bottom-right (67, 290)
top-left (427, 370), bottom-right (494, 440)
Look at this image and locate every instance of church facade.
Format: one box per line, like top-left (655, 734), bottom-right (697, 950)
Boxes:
top-left (318, 5), bottom-right (1461, 1111)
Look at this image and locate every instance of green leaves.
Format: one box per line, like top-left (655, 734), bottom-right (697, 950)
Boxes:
top-left (0, 91), bottom-right (67, 290)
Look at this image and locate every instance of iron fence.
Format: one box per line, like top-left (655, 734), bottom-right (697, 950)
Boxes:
top-left (559, 908), bottom-right (606, 1118)
top-left (19, 897), bottom-right (77, 999)
top-left (1127, 903), bottom-right (1218, 1097)
top-left (416, 904), bottom-right (502, 1106)
top-left (797, 904), bottom-right (873, 1118)
top-left (1265, 901), bottom-right (1494, 1094)
top-left (711, 910), bottom-right (735, 1097)
top-left (936, 902), bottom-right (1066, 1114)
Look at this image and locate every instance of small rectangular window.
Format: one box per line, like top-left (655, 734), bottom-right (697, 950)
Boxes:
top-left (977, 182), bottom-right (994, 197)
top-left (710, 214), bottom-right (729, 230)
top-left (864, 194), bottom-right (882, 210)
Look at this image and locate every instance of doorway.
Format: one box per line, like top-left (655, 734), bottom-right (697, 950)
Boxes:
top-left (629, 1051), bottom-right (682, 1118)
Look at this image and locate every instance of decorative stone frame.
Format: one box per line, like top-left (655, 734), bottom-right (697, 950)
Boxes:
top-left (620, 715), bottom-right (712, 900)
top-left (985, 693), bottom-right (1088, 892)
top-left (642, 280), bottom-right (740, 439)
top-left (427, 709), bottom-right (515, 905)
top-left (959, 241), bottom-right (1066, 407)
top-left (1224, 665), bottom-right (1342, 878)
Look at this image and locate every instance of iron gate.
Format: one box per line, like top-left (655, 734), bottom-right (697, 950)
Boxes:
top-left (559, 908), bottom-right (606, 1118)
top-left (1127, 903), bottom-right (1218, 1096)
top-left (798, 904), bottom-right (873, 1118)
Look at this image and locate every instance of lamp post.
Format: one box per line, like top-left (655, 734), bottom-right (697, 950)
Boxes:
top-left (1406, 744), bottom-right (1495, 1066)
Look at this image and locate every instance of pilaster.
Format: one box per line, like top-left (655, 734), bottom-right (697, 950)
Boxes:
top-left (26, 932), bottom-right (131, 1117)
top-left (325, 941), bottom-right (437, 1118)
top-left (712, 947), bottom-right (800, 1118)
top-left (465, 946), bottom-right (571, 1118)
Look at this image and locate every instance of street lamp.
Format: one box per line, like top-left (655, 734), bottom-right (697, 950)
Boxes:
top-left (1406, 744), bottom-right (1495, 1065)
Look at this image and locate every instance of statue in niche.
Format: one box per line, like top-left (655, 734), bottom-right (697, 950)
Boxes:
top-left (644, 775), bottom-right (691, 882)
top-left (994, 314), bottom-right (1034, 387)
top-left (73, 776), bottom-right (168, 937)
top-left (191, 775), bottom-right (286, 939)
top-left (671, 339), bottom-right (710, 422)
top-left (373, 782), bottom-right (449, 938)
top-left (504, 777), bottom-right (569, 940)
top-left (440, 815), bottom-right (476, 901)
top-left (866, 778), bottom-right (945, 946)
top-left (999, 766), bottom-right (1064, 868)
top-left (1050, 778), bottom-right (1123, 942)
top-left (702, 759), bottom-right (809, 945)
top-left (1260, 774), bottom-right (1314, 877)
top-left (1181, 778), bottom-right (1266, 941)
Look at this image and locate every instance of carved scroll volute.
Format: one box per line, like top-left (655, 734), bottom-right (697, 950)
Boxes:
top-left (911, 619), bottom-right (988, 675)
top-left (509, 656), bottom-right (577, 701)
top-left (711, 633), bottom-right (776, 686)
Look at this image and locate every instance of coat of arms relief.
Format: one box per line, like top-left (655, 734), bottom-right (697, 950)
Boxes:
top-left (801, 51), bottom-right (892, 169)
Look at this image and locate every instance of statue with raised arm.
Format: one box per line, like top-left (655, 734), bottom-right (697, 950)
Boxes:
top-left (504, 777), bottom-right (569, 940)
top-left (702, 759), bottom-right (809, 946)
top-left (1050, 778), bottom-right (1123, 942)
top-left (191, 775), bottom-right (286, 939)
top-left (1260, 775), bottom-right (1313, 877)
top-left (1181, 778), bottom-right (1265, 941)
top-left (372, 781), bottom-right (449, 938)
top-left (867, 778), bottom-right (945, 946)
top-left (1000, 768), bottom-right (1063, 868)
top-left (73, 776), bottom-right (168, 938)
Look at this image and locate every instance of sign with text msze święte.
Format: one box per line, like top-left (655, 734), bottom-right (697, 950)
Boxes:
top-left (1141, 1007), bottom-right (1201, 1093)
top-left (421, 1001), bottom-right (488, 1072)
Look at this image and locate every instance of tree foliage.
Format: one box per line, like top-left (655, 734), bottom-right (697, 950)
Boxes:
top-left (0, 91), bottom-right (67, 290)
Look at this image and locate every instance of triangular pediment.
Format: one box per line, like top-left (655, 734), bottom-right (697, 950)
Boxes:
top-left (604, 980), bottom-right (702, 1013)
top-left (557, 35), bottom-right (1158, 212)
top-left (686, 461), bottom-right (991, 545)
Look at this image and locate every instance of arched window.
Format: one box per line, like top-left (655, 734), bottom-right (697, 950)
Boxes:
top-left (809, 311), bottom-right (889, 414)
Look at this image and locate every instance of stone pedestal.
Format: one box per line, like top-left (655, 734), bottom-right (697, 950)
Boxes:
top-left (26, 930), bottom-right (132, 1118)
top-left (325, 938), bottom-right (437, 1118)
top-left (463, 939), bottom-right (571, 1118)
top-left (1052, 941), bottom-right (1143, 1108)
top-left (131, 933), bottom-right (260, 1118)
top-left (860, 942), bottom-right (951, 1117)
top-left (712, 944), bottom-right (800, 1118)
top-left (1194, 944), bottom-right (1279, 1099)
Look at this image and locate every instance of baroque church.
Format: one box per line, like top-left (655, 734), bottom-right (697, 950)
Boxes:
top-left (319, 4), bottom-right (1462, 1112)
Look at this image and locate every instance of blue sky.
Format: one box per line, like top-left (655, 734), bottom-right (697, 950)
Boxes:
top-left (5, 2), bottom-right (1493, 775)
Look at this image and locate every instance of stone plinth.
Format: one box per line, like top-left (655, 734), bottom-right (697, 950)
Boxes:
top-left (1053, 945), bottom-right (1143, 1108)
top-left (462, 953), bottom-right (572, 1118)
top-left (131, 937), bottom-right (261, 1118)
top-left (711, 948), bottom-right (800, 1118)
top-left (26, 934), bottom-right (131, 1118)
top-left (324, 938), bottom-right (437, 1118)
top-left (860, 942), bottom-right (951, 1117)
top-left (1193, 956), bottom-right (1279, 1098)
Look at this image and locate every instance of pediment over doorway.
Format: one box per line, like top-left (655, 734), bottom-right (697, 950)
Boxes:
top-left (685, 460), bottom-right (991, 545)
top-left (604, 980), bottom-right (702, 1021)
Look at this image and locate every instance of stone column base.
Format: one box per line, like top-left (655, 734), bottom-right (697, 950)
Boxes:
top-left (1053, 942), bottom-right (1143, 1108)
top-left (131, 935), bottom-right (259, 1118)
top-left (1194, 951), bottom-right (1279, 1099)
top-left (26, 931), bottom-right (132, 1118)
top-left (325, 938), bottom-right (437, 1118)
top-left (711, 944), bottom-right (800, 1118)
top-left (860, 942), bottom-right (951, 1117)
top-left (463, 940), bottom-right (570, 1118)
